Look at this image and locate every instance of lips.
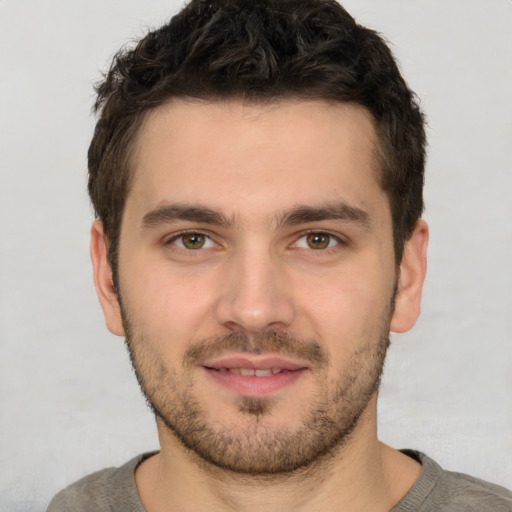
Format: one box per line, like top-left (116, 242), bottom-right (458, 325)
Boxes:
top-left (202, 355), bottom-right (308, 396)
top-left (203, 355), bottom-right (307, 372)
top-left (218, 368), bottom-right (283, 376)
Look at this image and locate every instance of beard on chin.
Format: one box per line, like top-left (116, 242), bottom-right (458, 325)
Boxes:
top-left (121, 319), bottom-right (391, 476)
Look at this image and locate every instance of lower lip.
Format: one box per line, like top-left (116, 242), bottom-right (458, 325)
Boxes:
top-left (203, 368), bottom-right (307, 396)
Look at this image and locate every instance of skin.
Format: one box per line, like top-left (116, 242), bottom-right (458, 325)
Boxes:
top-left (91, 99), bottom-right (428, 511)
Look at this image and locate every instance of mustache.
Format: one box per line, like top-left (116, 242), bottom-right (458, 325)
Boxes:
top-left (184, 330), bottom-right (329, 369)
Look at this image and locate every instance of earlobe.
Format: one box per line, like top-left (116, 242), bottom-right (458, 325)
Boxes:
top-left (90, 220), bottom-right (125, 336)
top-left (390, 220), bottom-right (429, 333)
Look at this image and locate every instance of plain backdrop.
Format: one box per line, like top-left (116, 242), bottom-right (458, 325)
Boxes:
top-left (1, 1), bottom-right (511, 510)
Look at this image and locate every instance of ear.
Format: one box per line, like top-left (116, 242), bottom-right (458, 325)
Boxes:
top-left (90, 220), bottom-right (125, 336)
top-left (390, 219), bottom-right (429, 333)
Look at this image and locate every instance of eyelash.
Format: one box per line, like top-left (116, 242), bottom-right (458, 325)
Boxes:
top-left (292, 230), bottom-right (345, 252)
top-left (164, 230), bottom-right (217, 249)
top-left (163, 230), bottom-right (346, 253)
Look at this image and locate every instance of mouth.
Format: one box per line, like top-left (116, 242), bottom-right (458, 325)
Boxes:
top-left (202, 355), bottom-right (309, 396)
top-left (215, 367), bottom-right (285, 376)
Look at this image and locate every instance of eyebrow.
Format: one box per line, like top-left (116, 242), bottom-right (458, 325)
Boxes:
top-left (141, 204), bottom-right (235, 229)
top-left (277, 202), bottom-right (371, 228)
top-left (141, 201), bottom-right (370, 230)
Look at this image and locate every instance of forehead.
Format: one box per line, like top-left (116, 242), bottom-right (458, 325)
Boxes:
top-left (126, 99), bottom-right (387, 224)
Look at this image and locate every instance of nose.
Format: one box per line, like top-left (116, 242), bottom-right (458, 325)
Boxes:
top-left (214, 243), bottom-right (295, 334)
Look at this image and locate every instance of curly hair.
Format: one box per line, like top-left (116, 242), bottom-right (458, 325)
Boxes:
top-left (88, 0), bottom-right (426, 272)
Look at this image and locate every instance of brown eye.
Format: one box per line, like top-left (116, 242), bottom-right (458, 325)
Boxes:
top-left (306, 232), bottom-right (331, 250)
top-left (181, 233), bottom-right (207, 249)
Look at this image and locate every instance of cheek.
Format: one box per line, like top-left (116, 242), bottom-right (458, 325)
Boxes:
top-left (295, 265), bottom-right (393, 343)
top-left (123, 266), bottom-right (218, 343)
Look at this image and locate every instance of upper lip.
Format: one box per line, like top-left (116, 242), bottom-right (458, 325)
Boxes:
top-left (202, 354), bottom-right (309, 371)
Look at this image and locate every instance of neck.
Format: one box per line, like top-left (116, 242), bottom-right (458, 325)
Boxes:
top-left (135, 399), bottom-right (421, 512)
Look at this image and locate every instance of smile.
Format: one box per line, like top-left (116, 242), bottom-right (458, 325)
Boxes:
top-left (203, 363), bottom-right (307, 396)
top-left (216, 368), bottom-right (283, 376)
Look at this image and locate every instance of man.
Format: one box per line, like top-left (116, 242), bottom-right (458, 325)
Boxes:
top-left (47, 0), bottom-right (512, 510)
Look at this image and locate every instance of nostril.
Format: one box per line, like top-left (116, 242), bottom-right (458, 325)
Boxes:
top-left (215, 295), bottom-right (295, 333)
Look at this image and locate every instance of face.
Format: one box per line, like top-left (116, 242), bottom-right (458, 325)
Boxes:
top-left (92, 99), bottom-right (427, 474)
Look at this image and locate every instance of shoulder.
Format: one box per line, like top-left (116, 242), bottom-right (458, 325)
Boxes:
top-left (47, 466), bottom-right (120, 511)
top-left (46, 453), bottom-right (154, 512)
top-left (433, 468), bottom-right (512, 511)
top-left (395, 450), bottom-right (512, 512)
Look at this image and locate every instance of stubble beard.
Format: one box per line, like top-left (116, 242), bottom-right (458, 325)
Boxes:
top-left (121, 309), bottom-right (391, 476)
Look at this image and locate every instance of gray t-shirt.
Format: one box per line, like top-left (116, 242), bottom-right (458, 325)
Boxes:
top-left (47, 450), bottom-right (512, 511)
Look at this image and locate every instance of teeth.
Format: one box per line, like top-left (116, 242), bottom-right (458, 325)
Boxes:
top-left (222, 368), bottom-right (283, 377)
top-left (255, 369), bottom-right (272, 377)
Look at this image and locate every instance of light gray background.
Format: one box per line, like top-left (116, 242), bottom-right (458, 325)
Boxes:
top-left (1, 1), bottom-right (511, 510)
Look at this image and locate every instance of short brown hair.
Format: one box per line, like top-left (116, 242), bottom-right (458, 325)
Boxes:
top-left (88, 0), bottom-right (426, 272)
